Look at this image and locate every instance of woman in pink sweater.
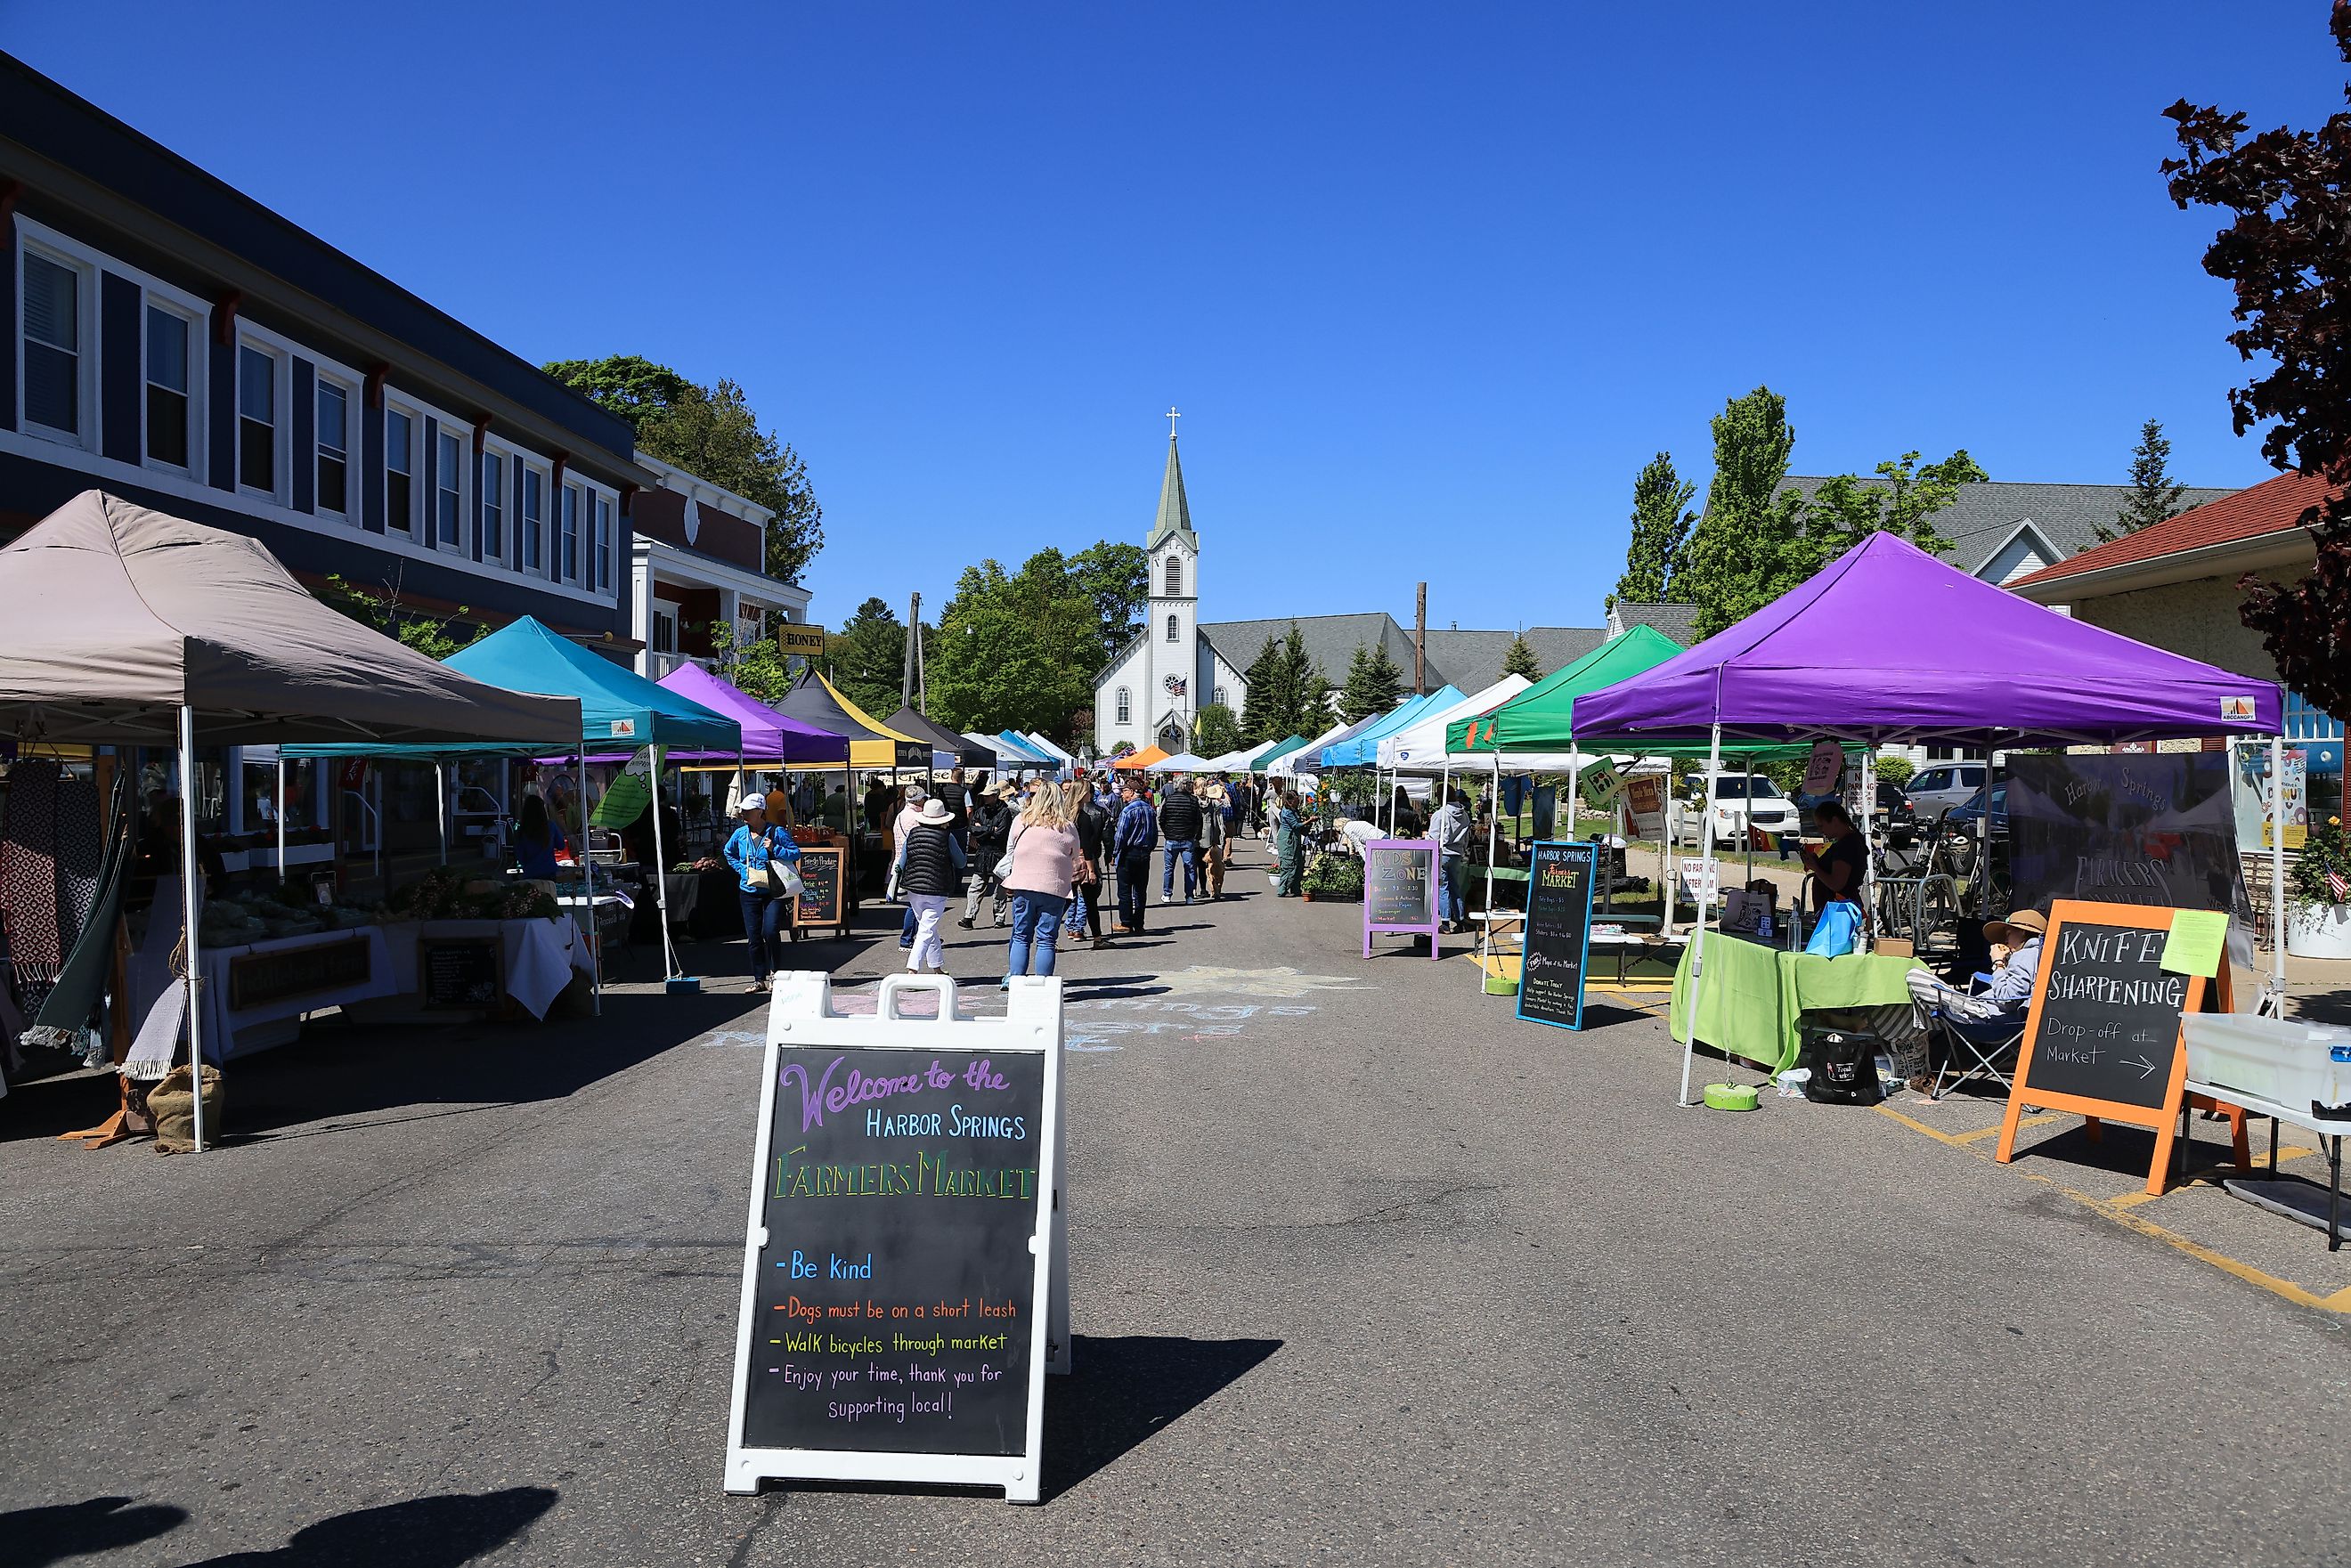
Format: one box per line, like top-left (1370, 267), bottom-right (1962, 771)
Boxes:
top-left (1002, 781), bottom-right (1081, 986)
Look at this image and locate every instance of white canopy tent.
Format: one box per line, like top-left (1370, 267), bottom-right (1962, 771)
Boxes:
top-left (1146, 750), bottom-right (1212, 773)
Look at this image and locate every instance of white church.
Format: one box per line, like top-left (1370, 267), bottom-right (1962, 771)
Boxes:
top-left (1091, 417), bottom-right (1654, 757)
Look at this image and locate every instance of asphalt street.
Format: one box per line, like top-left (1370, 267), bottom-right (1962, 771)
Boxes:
top-left (4, 833), bottom-right (2350, 1566)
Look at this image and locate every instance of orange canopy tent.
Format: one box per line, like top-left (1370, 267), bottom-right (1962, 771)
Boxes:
top-left (1110, 745), bottom-right (1168, 770)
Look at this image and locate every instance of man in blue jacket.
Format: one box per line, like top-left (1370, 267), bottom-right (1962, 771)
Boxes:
top-left (1112, 776), bottom-right (1159, 936)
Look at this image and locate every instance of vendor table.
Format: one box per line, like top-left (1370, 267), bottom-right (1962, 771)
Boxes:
top-left (1667, 932), bottom-right (1915, 1072)
top-left (2182, 1078), bottom-right (2351, 1250)
top-left (376, 916), bottom-right (592, 1020)
top-left (199, 925), bottom-right (401, 1061)
top-left (660, 873), bottom-right (702, 927)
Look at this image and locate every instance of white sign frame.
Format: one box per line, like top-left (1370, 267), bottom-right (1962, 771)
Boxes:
top-left (723, 971), bottom-right (1068, 1501)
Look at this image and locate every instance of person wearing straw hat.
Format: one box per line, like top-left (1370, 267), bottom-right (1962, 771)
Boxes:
top-left (1905, 907), bottom-right (2047, 1026)
top-left (893, 795), bottom-right (967, 974)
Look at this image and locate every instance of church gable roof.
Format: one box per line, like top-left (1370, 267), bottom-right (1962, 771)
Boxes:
top-left (1199, 613), bottom-right (1418, 687)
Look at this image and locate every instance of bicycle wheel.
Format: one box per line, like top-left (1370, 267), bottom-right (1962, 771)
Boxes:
top-left (1913, 874), bottom-right (1963, 957)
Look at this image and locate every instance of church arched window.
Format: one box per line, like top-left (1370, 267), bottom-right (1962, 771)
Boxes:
top-left (1166, 613), bottom-right (1179, 643)
top-left (1165, 556), bottom-right (1183, 596)
top-left (1115, 687), bottom-right (1131, 724)
top-left (1213, 687), bottom-right (1227, 708)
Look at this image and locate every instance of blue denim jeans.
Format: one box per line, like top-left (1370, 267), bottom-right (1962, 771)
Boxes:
top-left (1440, 853), bottom-right (1468, 925)
top-left (1006, 891), bottom-right (1070, 978)
top-left (739, 887), bottom-right (786, 979)
top-left (1162, 840), bottom-right (1197, 898)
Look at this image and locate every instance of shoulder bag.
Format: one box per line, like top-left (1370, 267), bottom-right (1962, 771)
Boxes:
top-left (760, 830), bottom-right (805, 900)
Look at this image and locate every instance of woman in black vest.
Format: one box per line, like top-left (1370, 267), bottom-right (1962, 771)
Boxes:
top-left (894, 797), bottom-right (967, 973)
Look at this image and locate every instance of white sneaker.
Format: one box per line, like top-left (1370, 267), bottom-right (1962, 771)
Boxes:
top-left (1159, 891), bottom-right (1170, 905)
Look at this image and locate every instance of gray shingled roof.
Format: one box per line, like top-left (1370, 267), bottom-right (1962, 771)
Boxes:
top-left (1773, 478), bottom-right (2239, 575)
top-left (1199, 614), bottom-right (1605, 693)
top-left (1608, 603), bottom-right (1702, 647)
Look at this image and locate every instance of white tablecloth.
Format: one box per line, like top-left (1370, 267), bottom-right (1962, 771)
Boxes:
top-left (199, 925), bottom-right (401, 1061)
top-left (378, 917), bottom-right (591, 1020)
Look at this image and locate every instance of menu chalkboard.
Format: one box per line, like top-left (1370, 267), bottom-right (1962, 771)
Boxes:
top-left (1517, 841), bottom-right (1596, 1030)
top-left (420, 937), bottom-right (501, 1011)
top-left (1362, 840), bottom-right (1442, 959)
top-left (792, 846), bottom-right (847, 934)
top-left (726, 975), bottom-right (1064, 1501)
top-left (1994, 899), bottom-right (2228, 1196)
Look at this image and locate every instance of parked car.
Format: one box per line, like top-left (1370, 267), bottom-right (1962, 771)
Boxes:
top-left (1906, 762), bottom-right (1988, 818)
top-left (1945, 782), bottom-right (2007, 835)
top-left (1670, 774), bottom-right (1800, 849)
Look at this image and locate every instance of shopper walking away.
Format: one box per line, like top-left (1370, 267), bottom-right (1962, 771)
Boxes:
top-left (1273, 790), bottom-right (1306, 897)
top-left (1198, 777), bottom-right (1231, 898)
top-left (892, 797), bottom-right (965, 974)
top-left (1158, 776), bottom-right (1203, 904)
top-left (1067, 776), bottom-right (1110, 948)
top-left (1001, 781), bottom-right (1080, 985)
top-left (960, 781), bottom-right (1016, 929)
top-left (1430, 786), bottom-right (1473, 933)
top-left (723, 795), bottom-right (801, 991)
top-left (1113, 777), bottom-right (1158, 933)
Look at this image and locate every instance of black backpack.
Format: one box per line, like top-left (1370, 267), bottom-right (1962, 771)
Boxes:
top-left (1799, 1023), bottom-right (1884, 1106)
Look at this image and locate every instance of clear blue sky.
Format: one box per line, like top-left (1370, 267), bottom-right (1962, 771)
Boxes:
top-left (10, 4), bottom-right (2343, 633)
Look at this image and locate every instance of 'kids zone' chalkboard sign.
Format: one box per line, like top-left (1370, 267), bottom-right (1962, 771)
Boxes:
top-left (725, 972), bottom-right (1068, 1502)
top-left (1363, 839), bottom-right (1443, 960)
top-left (1993, 899), bottom-right (2229, 1196)
top-left (1517, 841), bottom-right (1597, 1030)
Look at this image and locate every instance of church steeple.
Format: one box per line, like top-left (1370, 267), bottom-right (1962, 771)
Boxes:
top-left (1149, 410), bottom-right (1195, 548)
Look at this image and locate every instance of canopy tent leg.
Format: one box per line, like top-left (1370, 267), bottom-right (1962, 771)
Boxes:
top-left (435, 761), bottom-right (447, 866)
top-left (653, 750), bottom-right (680, 981)
top-left (179, 704), bottom-right (206, 1153)
top-left (1568, 755), bottom-right (1582, 842)
top-left (1485, 756), bottom-right (1500, 920)
top-left (2274, 732), bottom-right (2289, 1011)
top-left (1742, 761), bottom-right (1755, 890)
top-left (275, 752), bottom-right (287, 887)
top-left (1680, 721), bottom-right (1723, 1107)
top-left (1859, 747), bottom-right (1876, 955)
top-left (579, 743), bottom-right (601, 1016)
top-left (1977, 735), bottom-right (1991, 914)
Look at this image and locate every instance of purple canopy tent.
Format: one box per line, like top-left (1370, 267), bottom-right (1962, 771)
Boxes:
top-left (657, 663), bottom-right (851, 765)
top-left (1568, 532), bottom-right (2287, 1104)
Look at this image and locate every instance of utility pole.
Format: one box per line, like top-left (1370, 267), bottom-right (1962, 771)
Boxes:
top-left (1414, 581), bottom-right (1428, 695)
top-left (902, 591), bottom-right (920, 710)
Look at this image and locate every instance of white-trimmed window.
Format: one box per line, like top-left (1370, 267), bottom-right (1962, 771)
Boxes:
top-left (434, 427), bottom-right (463, 547)
top-left (521, 465), bottom-right (544, 570)
top-left (314, 379), bottom-right (350, 516)
top-left (1165, 556), bottom-right (1182, 596)
top-left (1166, 613), bottom-right (1179, 643)
top-left (482, 451), bottom-right (504, 560)
top-left (237, 343), bottom-right (278, 495)
top-left (1213, 686), bottom-right (1227, 708)
top-left (593, 493), bottom-right (614, 591)
top-left (144, 305), bottom-right (192, 469)
top-left (1115, 687), bottom-right (1131, 725)
top-left (385, 407), bottom-right (416, 533)
top-left (21, 248), bottom-right (86, 441)
top-left (652, 606), bottom-right (678, 654)
top-left (560, 483), bottom-right (582, 581)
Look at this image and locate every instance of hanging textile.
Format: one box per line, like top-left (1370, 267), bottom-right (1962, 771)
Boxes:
top-left (1, 758), bottom-right (65, 1020)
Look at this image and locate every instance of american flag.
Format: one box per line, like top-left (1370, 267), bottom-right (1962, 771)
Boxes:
top-left (2329, 868), bottom-right (2348, 905)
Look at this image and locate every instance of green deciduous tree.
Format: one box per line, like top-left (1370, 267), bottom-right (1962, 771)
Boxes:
top-left (2168, 10), bottom-right (2351, 720)
top-left (2100, 418), bottom-right (2190, 541)
top-left (1192, 703), bottom-right (1243, 759)
top-left (1676, 387), bottom-right (1809, 638)
top-left (319, 572), bottom-right (482, 660)
top-left (1501, 634), bottom-right (1542, 680)
top-left (1801, 450), bottom-right (1986, 559)
top-left (544, 353), bottom-right (824, 583)
top-left (1611, 452), bottom-right (1696, 608)
top-left (930, 550), bottom-right (1100, 735)
top-left (1068, 540), bottom-right (1151, 671)
top-left (1338, 640), bottom-right (1403, 722)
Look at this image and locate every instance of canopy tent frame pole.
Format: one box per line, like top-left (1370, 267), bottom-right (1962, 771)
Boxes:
top-left (579, 743), bottom-right (601, 1016)
top-left (2273, 731), bottom-right (2289, 1012)
top-left (1678, 719), bottom-right (1724, 1108)
top-left (1568, 754), bottom-right (1582, 842)
top-left (435, 761), bottom-right (447, 866)
top-left (1859, 747), bottom-right (1876, 955)
top-left (1977, 733), bottom-right (1992, 916)
top-left (651, 748), bottom-right (680, 982)
top-left (180, 703), bottom-right (207, 1153)
top-left (1742, 761), bottom-right (1755, 891)
top-left (275, 752), bottom-right (287, 885)
top-left (1485, 756), bottom-right (1501, 921)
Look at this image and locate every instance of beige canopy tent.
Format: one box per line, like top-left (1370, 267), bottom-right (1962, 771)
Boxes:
top-left (0, 492), bottom-right (585, 1150)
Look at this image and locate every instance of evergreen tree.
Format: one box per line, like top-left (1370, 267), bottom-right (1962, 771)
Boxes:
top-left (1238, 635), bottom-right (1290, 745)
top-left (1501, 634), bottom-right (1542, 680)
top-left (824, 597), bottom-right (906, 718)
top-left (1676, 387), bottom-right (1809, 638)
top-left (1289, 626), bottom-right (1335, 730)
top-left (1338, 640), bottom-right (1403, 722)
top-left (1192, 703), bottom-right (1243, 759)
top-left (2100, 418), bottom-right (2190, 541)
top-left (1611, 452), bottom-right (1696, 609)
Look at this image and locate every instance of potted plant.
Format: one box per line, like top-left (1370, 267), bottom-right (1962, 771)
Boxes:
top-left (1300, 851), bottom-right (1363, 903)
top-left (2288, 814), bottom-right (2351, 959)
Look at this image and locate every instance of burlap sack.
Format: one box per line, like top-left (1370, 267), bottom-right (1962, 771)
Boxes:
top-left (145, 1063), bottom-right (223, 1154)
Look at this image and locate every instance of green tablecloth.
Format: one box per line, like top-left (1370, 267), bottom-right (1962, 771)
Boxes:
top-left (1667, 933), bottom-right (1916, 1072)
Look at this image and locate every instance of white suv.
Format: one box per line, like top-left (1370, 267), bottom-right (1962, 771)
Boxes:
top-left (1670, 775), bottom-right (1800, 849)
top-left (1906, 763), bottom-right (1987, 821)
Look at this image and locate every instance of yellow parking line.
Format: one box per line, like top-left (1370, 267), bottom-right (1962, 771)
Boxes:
top-left (1952, 1114), bottom-right (2061, 1145)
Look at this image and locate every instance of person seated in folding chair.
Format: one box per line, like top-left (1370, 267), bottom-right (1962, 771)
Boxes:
top-left (1905, 908), bottom-right (2046, 1095)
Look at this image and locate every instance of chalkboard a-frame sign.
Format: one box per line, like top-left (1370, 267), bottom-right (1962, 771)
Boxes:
top-left (1363, 839), bottom-right (1443, 960)
top-left (1517, 841), bottom-right (1597, 1030)
top-left (724, 972), bottom-right (1069, 1502)
top-left (1993, 899), bottom-right (2231, 1196)
top-left (788, 845), bottom-right (849, 938)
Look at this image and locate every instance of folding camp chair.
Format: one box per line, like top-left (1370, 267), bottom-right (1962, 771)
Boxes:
top-left (1927, 984), bottom-right (2024, 1100)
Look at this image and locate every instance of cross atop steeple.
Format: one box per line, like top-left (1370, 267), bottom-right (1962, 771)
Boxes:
top-left (1167, 406), bottom-right (1180, 439)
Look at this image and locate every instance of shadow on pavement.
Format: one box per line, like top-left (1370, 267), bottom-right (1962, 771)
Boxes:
top-left (1045, 1335), bottom-right (1282, 1501)
top-left (10, 1495), bottom-right (189, 1566)
top-left (181, 1485), bottom-right (558, 1566)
